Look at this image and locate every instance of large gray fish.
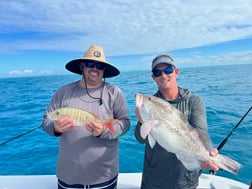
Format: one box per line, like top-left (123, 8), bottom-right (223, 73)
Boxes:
top-left (135, 94), bottom-right (242, 175)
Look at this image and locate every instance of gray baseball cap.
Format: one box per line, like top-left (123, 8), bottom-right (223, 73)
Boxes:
top-left (152, 54), bottom-right (175, 70)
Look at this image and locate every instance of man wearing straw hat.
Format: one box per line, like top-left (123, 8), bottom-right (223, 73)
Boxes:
top-left (42, 45), bottom-right (130, 189)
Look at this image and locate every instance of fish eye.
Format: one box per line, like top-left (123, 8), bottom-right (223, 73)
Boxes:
top-left (56, 111), bottom-right (60, 115)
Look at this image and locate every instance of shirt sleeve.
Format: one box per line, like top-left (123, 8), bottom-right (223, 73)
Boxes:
top-left (189, 95), bottom-right (208, 131)
top-left (42, 88), bottom-right (63, 137)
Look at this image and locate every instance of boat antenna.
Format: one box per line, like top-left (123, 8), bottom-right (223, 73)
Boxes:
top-left (0, 125), bottom-right (41, 146)
top-left (209, 106), bottom-right (252, 175)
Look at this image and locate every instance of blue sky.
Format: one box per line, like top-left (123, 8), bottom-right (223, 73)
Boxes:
top-left (0, 0), bottom-right (252, 78)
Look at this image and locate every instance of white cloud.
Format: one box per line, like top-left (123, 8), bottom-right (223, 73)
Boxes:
top-left (175, 50), bottom-right (252, 67)
top-left (40, 70), bottom-right (53, 75)
top-left (0, 0), bottom-right (252, 56)
top-left (8, 69), bottom-right (33, 75)
top-left (6, 69), bottom-right (55, 77)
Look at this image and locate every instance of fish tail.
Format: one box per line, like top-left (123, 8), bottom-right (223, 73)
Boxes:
top-left (213, 154), bottom-right (242, 175)
top-left (103, 119), bottom-right (117, 133)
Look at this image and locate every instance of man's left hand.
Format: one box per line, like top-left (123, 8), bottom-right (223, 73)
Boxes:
top-left (200, 149), bottom-right (219, 171)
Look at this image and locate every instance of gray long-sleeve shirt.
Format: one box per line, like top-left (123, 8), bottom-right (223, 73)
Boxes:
top-left (134, 87), bottom-right (207, 189)
top-left (42, 80), bottom-right (130, 185)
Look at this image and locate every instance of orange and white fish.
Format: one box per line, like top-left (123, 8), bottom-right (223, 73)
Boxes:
top-left (47, 107), bottom-right (117, 133)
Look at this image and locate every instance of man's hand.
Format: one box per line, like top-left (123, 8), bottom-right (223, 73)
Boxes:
top-left (54, 116), bottom-right (75, 133)
top-left (86, 120), bottom-right (105, 137)
top-left (200, 149), bottom-right (219, 171)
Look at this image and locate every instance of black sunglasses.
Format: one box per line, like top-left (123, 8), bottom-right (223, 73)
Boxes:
top-left (152, 66), bottom-right (174, 77)
top-left (85, 62), bottom-right (105, 70)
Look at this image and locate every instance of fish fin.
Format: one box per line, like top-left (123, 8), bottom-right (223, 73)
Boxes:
top-left (148, 133), bottom-right (156, 148)
top-left (140, 121), bottom-right (154, 139)
top-left (103, 119), bottom-right (118, 133)
top-left (212, 154), bottom-right (242, 175)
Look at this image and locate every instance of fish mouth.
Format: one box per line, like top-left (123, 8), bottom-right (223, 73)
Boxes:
top-left (135, 94), bottom-right (144, 123)
top-left (135, 94), bottom-right (144, 108)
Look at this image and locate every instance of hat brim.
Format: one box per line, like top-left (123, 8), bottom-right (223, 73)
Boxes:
top-left (152, 62), bottom-right (175, 71)
top-left (65, 58), bottom-right (120, 78)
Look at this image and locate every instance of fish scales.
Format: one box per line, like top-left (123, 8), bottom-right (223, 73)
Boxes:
top-left (154, 120), bottom-right (204, 159)
top-left (135, 94), bottom-right (242, 175)
top-left (48, 107), bottom-right (100, 125)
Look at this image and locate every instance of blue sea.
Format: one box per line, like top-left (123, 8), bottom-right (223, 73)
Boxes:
top-left (0, 64), bottom-right (251, 185)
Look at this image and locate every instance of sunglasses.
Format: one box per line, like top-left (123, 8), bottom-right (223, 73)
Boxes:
top-left (85, 62), bottom-right (105, 70)
top-left (152, 66), bottom-right (174, 77)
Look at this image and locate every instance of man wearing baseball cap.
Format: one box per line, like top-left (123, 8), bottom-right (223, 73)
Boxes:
top-left (135, 54), bottom-right (219, 189)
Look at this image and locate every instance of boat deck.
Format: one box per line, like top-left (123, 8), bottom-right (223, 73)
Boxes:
top-left (0, 173), bottom-right (249, 189)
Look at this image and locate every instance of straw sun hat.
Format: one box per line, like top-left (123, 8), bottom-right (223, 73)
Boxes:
top-left (65, 45), bottom-right (120, 78)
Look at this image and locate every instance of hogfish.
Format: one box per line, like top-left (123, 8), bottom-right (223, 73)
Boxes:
top-left (135, 94), bottom-right (242, 175)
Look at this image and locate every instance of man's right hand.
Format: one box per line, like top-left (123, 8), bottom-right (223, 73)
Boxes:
top-left (54, 116), bottom-right (75, 133)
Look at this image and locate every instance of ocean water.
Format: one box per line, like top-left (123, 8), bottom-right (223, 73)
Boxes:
top-left (0, 64), bottom-right (251, 185)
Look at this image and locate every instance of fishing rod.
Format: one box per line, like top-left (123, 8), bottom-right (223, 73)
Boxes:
top-left (216, 106), bottom-right (252, 151)
top-left (0, 125), bottom-right (41, 146)
top-left (209, 106), bottom-right (252, 175)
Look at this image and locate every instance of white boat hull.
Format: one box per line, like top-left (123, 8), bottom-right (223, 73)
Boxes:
top-left (0, 173), bottom-right (249, 189)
